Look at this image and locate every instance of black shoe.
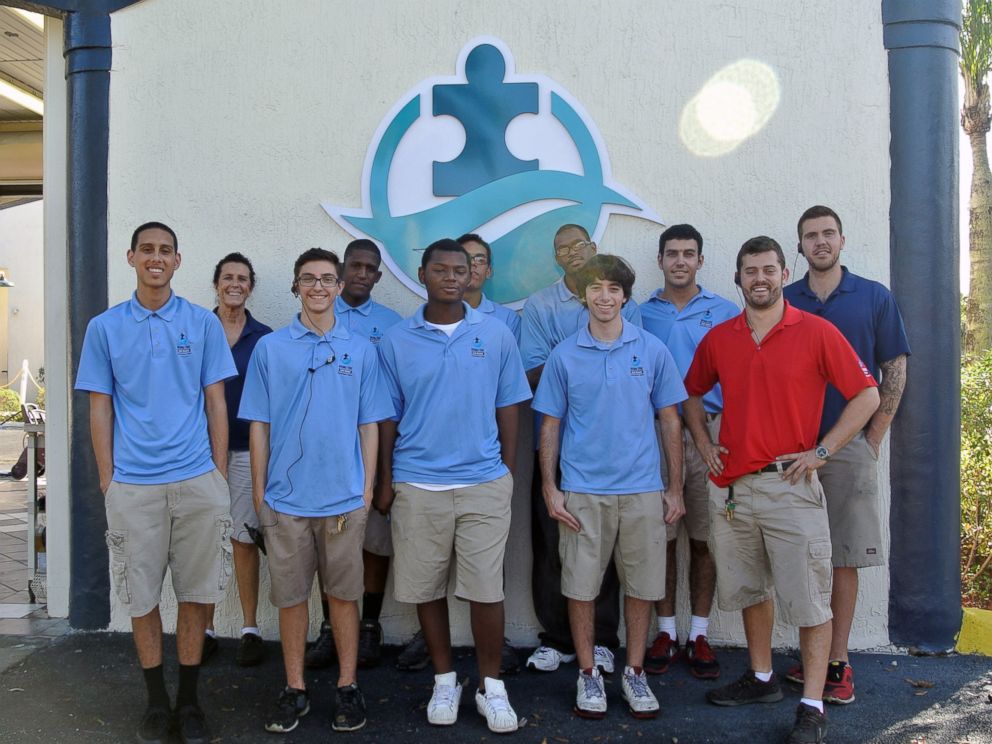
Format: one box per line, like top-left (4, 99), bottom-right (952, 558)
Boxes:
top-left (305, 621), bottom-right (336, 668)
top-left (332, 683), bottom-right (368, 732)
top-left (396, 630), bottom-right (430, 671)
top-left (236, 632), bottom-right (265, 667)
top-left (264, 687), bottom-right (310, 734)
top-left (500, 638), bottom-right (520, 675)
top-left (201, 633), bottom-right (218, 664)
top-left (706, 670), bottom-right (784, 707)
top-left (357, 620), bottom-right (382, 669)
top-left (175, 704), bottom-right (210, 744)
top-left (787, 702), bottom-right (828, 743)
top-left (135, 705), bottom-right (171, 744)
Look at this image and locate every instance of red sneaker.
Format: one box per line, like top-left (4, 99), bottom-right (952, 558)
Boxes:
top-left (644, 632), bottom-right (678, 674)
top-left (684, 635), bottom-right (721, 679)
top-left (784, 663), bottom-right (804, 685)
top-left (823, 661), bottom-right (855, 705)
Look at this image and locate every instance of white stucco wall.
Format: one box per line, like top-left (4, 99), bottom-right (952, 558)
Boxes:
top-left (100, 0), bottom-right (892, 650)
top-left (0, 200), bottom-right (45, 397)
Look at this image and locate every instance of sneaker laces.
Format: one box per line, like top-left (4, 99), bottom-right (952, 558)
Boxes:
top-left (692, 636), bottom-right (717, 662)
top-left (277, 688), bottom-right (302, 714)
top-left (580, 673), bottom-right (605, 701)
top-left (485, 689), bottom-right (512, 715)
top-left (433, 682), bottom-right (460, 709)
top-left (625, 670), bottom-right (651, 698)
top-left (649, 633), bottom-right (674, 656)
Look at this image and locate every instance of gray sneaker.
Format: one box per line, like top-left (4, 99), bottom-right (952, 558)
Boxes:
top-left (396, 630), bottom-right (430, 671)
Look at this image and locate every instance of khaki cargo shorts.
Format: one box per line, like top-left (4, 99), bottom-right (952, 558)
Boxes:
top-left (661, 414), bottom-right (722, 541)
top-left (226, 450), bottom-right (258, 543)
top-left (362, 508), bottom-right (393, 557)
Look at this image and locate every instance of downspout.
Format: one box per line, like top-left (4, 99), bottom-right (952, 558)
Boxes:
top-left (882, 0), bottom-right (962, 652)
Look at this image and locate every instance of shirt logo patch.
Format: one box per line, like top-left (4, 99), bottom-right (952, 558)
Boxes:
top-left (859, 359), bottom-right (871, 378)
top-left (471, 337), bottom-right (486, 358)
top-left (630, 354), bottom-right (644, 376)
top-left (699, 310), bottom-right (713, 328)
top-left (176, 332), bottom-right (191, 357)
top-left (338, 353), bottom-right (354, 376)
top-left (369, 326), bottom-right (383, 345)
top-left (866, 548), bottom-right (877, 555)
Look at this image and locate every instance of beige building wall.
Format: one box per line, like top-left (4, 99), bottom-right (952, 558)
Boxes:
top-left (0, 200), bottom-right (45, 396)
top-left (101, 0), bottom-right (893, 649)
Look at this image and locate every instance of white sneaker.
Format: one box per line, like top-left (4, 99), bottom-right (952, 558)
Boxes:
top-left (474, 677), bottom-right (519, 733)
top-left (427, 671), bottom-right (462, 726)
top-left (594, 645), bottom-right (615, 675)
top-left (574, 667), bottom-right (607, 718)
top-left (526, 645), bottom-right (576, 672)
top-left (620, 666), bottom-right (659, 719)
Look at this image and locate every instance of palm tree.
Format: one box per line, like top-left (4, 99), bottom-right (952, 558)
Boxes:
top-left (962, 0), bottom-right (992, 354)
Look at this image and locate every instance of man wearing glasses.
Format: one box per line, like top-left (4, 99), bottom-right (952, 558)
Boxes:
top-left (458, 233), bottom-right (521, 341)
top-left (239, 248), bottom-right (393, 735)
top-left (521, 224), bottom-right (642, 675)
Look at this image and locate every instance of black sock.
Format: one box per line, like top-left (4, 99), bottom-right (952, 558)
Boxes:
top-left (362, 592), bottom-right (384, 622)
top-left (176, 664), bottom-right (200, 709)
top-left (143, 665), bottom-right (170, 710)
top-left (321, 598), bottom-right (330, 624)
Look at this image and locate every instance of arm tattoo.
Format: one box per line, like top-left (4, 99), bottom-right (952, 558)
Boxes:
top-left (878, 355), bottom-right (907, 416)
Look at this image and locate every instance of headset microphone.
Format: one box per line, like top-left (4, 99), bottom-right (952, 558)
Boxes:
top-left (798, 244), bottom-right (805, 256)
top-left (307, 354), bottom-right (336, 373)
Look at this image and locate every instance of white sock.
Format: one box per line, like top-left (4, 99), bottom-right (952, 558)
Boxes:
top-left (656, 615), bottom-right (677, 641)
top-left (753, 669), bottom-right (773, 682)
top-left (204, 629), bottom-right (216, 638)
top-left (688, 615), bottom-right (709, 642)
top-left (800, 697), bottom-right (824, 713)
top-left (241, 626), bottom-right (260, 637)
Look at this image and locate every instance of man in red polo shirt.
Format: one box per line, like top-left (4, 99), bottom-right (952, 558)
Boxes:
top-left (683, 236), bottom-right (879, 744)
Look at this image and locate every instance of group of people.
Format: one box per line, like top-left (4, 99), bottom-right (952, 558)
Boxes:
top-left (75, 204), bottom-right (908, 744)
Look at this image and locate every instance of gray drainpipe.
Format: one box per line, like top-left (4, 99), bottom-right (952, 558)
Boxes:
top-left (883, 0), bottom-right (962, 652)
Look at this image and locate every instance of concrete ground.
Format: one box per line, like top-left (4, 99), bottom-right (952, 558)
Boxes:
top-left (0, 634), bottom-right (989, 743)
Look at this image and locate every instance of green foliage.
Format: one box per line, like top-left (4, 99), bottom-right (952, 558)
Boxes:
top-left (0, 388), bottom-right (21, 422)
top-left (35, 387), bottom-right (44, 410)
top-left (962, 350), bottom-right (992, 608)
top-left (962, 0), bottom-right (992, 86)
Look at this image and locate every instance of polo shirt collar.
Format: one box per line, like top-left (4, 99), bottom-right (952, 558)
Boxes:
top-left (796, 266), bottom-right (855, 298)
top-left (335, 296), bottom-right (373, 316)
top-left (649, 285), bottom-right (715, 307)
top-left (730, 300), bottom-right (803, 334)
top-left (130, 291), bottom-right (177, 322)
top-left (289, 314), bottom-right (351, 341)
top-left (477, 294), bottom-right (496, 314)
top-left (212, 307), bottom-right (268, 343)
top-left (576, 318), bottom-right (639, 350)
top-left (410, 302), bottom-right (484, 329)
top-left (554, 277), bottom-right (579, 303)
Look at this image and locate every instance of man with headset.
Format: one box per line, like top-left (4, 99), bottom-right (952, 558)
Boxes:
top-left (239, 248), bottom-right (393, 735)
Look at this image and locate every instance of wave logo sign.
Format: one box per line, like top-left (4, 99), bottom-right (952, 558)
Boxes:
top-left (322, 37), bottom-right (660, 306)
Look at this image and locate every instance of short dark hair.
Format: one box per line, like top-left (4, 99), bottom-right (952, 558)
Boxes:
top-left (658, 224), bottom-right (703, 255)
top-left (343, 239), bottom-right (382, 265)
top-left (131, 221), bottom-right (177, 253)
top-left (797, 205), bottom-right (843, 240)
top-left (212, 252), bottom-right (256, 289)
top-left (293, 247), bottom-right (341, 279)
top-left (736, 236), bottom-right (786, 272)
top-left (554, 223), bottom-right (591, 242)
top-left (575, 254), bottom-right (636, 301)
top-left (421, 238), bottom-right (469, 270)
top-left (457, 233), bottom-right (492, 264)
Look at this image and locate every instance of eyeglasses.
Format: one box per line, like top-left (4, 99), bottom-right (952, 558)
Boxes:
top-left (297, 274), bottom-right (339, 287)
top-left (555, 240), bottom-right (594, 257)
top-left (468, 255), bottom-right (489, 266)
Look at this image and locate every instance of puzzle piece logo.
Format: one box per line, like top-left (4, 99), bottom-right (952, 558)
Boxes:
top-left (323, 37), bottom-right (661, 306)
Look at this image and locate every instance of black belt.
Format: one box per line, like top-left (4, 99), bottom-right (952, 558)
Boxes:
top-left (753, 460), bottom-right (796, 475)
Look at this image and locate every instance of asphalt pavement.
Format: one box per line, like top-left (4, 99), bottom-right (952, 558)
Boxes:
top-left (0, 633), bottom-right (989, 743)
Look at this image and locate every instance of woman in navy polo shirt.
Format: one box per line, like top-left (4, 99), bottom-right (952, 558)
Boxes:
top-left (204, 252), bottom-right (273, 666)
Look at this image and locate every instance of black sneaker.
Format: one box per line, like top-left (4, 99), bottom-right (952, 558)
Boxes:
top-left (305, 621), bottom-right (336, 668)
top-left (332, 683), bottom-right (368, 732)
top-left (500, 638), bottom-right (520, 675)
top-left (706, 670), bottom-right (783, 707)
top-left (787, 702), bottom-right (828, 743)
top-left (135, 705), bottom-right (171, 744)
top-left (201, 633), bottom-right (218, 664)
top-left (264, 687), bottom-right (310, 734)
top-left (175, 704), bottom-right (210, 744)
top-left (357, 620), bottom-right (382, 669)
top-left (396, 630), bottom-right (430, 671)
top-left (236, 632), bottom-right (265, 667)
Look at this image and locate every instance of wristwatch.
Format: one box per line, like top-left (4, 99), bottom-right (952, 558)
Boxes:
top-left (814, 444), bottom-right (831, 461)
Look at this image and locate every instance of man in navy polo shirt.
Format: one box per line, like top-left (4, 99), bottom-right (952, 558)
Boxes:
top-left (641, 224), bottom-right (738, 679)
top-left (76, 221), bottom-right (237, 744)
top-left (302, 239), bottom-right (403, 672)
top-left (534, 254), bottom-right (686, 720)
top-left (784, 206), bottom-right (910, 704)
top-left (458, 233), bottom-right (521, 340)
top-left (520, 223), bottom-right (642, 675)
top-left (239, 247), bottom-right (393, 735)
top-left (374, 238), bottom-right (531, 734)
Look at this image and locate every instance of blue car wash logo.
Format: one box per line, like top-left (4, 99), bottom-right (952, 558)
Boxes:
top-left (471, 337), bottom-right (486, 358)
top-left (323, 37), bottom-right (660, 307)
top-left (176, 332), bottom-right (191, 357)
top-left (338, 352), bottom-right (354, 376)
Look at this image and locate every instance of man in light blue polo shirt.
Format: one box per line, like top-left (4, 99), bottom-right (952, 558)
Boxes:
top-left (534, 254), bottom-right (686, 719)
top-left (304, 239), bottom-right (403, 673)
top-left (374, 238), bottom-right (531, 734)
top-left (239, 247), bottom-right (393, 735)
top-left (458, 233), bottom-right (521, 341)
top-left (640, 224), bottom-right (738, 680)
top-left (520, 223), bottom-right (642, 675)
top-left (783, 205), bottom-right (910, 705)
top-left (75, 221), bottom-right (237, 744)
